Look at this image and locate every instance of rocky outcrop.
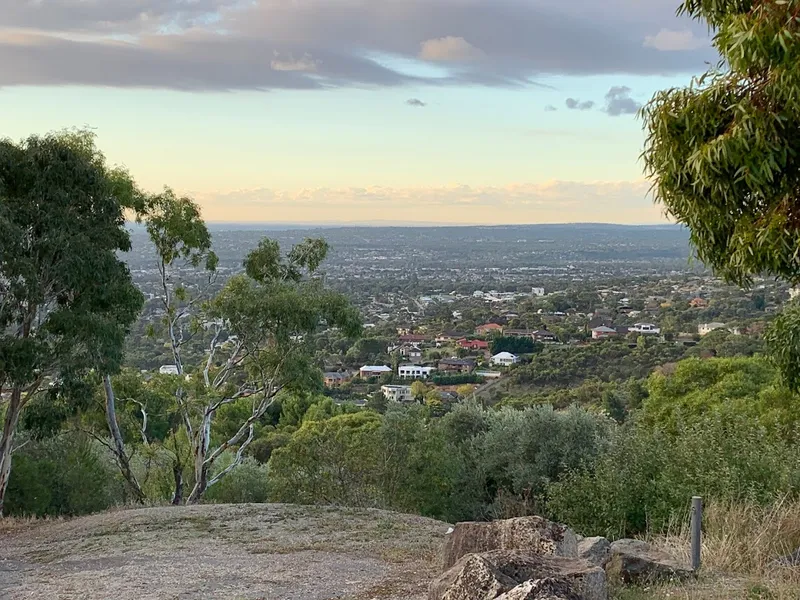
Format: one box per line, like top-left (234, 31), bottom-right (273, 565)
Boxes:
top-left (605, 539), bottom-right (692, 584)
top-left (429, 550), bottom-right (607, 600)
top-left (442, 517), bottom-right (579, 570)
top-left (495, 579), bottom-right (583, 600)
top-left (577, 537), bottom-right (610, 568)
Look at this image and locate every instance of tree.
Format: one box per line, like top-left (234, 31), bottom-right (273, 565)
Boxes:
top-left (0, 131), bottom-right (143, 514)
top-left (410, 380), bottom-right (428, 402)
top-left (642, 1), bottom-right (800, 286)
top-left (366, 390), bottom-right (388, 414)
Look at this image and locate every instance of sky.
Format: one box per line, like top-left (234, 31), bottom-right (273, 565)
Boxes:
top-left (0, 0), bottom-right (718, 225)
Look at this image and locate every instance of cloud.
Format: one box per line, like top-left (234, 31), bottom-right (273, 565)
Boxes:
top-left (644, 29), bottom-right (707, 51)
top-left (0, 0), bottom-right (717, 91)
top-left (419, 36), bottom-right (485, 62)
top-left (406, 98), bottom-right (426, 107)
top-left (270, 52), bottom-right (319, 72)
top-left (192, 180), bottom-right (662, 225)
top-left (603, 86), bottom-right (642, 116)
top-left (565, 98), bottom-right (595, 111)
top-left (544, 105), bottom-right (558, 112)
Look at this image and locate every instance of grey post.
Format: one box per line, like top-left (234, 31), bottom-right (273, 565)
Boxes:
top-left (691, 496), bottom-right (702, 571)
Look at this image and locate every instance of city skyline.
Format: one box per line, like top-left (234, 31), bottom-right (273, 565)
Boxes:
top-left (0, 0), bottom-right (716, 224)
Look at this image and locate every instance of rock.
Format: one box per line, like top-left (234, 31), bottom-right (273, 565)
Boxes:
top-left (430, 550), bottom-right (607, 600)
top-left (577, 537), bottom-right (611, 568)
top-left (442, 517), bottom-right (579, 570)
top-left (428, 553), bottom-right (517, 600)
top-left (606, 539), bottom-right (692, 585)
top-left (495, 579), bottom-right (583, 600)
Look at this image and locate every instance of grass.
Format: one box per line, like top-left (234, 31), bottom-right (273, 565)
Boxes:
top-left (612, 498), bottom-right (800, 599)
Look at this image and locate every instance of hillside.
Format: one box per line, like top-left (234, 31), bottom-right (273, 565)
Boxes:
top-left (0, 504), bottom-right (449, 600)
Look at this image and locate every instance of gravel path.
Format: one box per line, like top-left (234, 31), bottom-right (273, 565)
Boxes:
top-left (0, 504), bottom-right (449, 600)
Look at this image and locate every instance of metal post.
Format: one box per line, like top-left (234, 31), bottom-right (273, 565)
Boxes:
top-left (691, 496), bottom-right (703, 571)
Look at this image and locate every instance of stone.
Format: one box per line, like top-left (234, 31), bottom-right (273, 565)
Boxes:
top-left (606, 539), bottom-right (692, 585)
top-left (577, 537), bottom-right (611, 568)
top-left (495, 579), bottom-right (583, 600)
top-left (428, 553), bottom-right (517, 600)
top-left (430, 550), bottom-right (607, 600)
top-left (442, 517), bottom-right (580, 570)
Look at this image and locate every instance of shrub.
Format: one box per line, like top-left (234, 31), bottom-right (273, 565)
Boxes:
top-left (5, 433), bottom-right (124, 517)
top-left (204, 454), bottom-right (269, 504)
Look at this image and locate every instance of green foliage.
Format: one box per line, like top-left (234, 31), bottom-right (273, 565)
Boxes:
top-left (204, 454), bottom-right (269, 504)
top-left (643, 1), bottom-right (800, 286)
top-left (643, 356), bottom-right (799, 436)
top-left (490, 336), bottom-right (541, 355)
top-left (765, 300), bottom-right (800, 391)
top-left (547, 414), bottom-right (800, 539)
top-left (5, 434), bottom-right (123, 517)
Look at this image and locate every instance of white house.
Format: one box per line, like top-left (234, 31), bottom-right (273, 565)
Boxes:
top-left (630, 323), bottom-right (661, 335)
top-left (491, 352), bottom-right (520, 366)
top-left (159, 365), bottom-right (179, 375)
top-left (360, 365), bottom-right (393, 378)
top-left (381, 385), bottom-right (413, 403)
top-left (398, 365), bottom-right (436, 379)
top-left (698, 322), bottom-right (726, 336)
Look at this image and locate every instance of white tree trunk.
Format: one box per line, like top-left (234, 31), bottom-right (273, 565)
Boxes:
top-left (102, 375), bottom-right (145, 504)
top-left (0, 388), bottom-right (23, 516)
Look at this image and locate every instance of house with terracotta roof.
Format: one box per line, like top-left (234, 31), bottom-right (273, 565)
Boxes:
top-left (457, 338), bottom-right (490, 351)
top-left (475, 323), bottom-right (504, 336)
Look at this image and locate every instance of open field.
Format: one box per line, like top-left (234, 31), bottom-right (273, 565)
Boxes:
top-left (0, 504), bottom-right (448, 600)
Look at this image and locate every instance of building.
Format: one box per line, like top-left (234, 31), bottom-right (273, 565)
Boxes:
top-left (159, 365), bottom-right (179, 375)
top-left (690, 297), bottom-right (708, 308)
top-left (629, 323), bottom-right (661, 335)
top-left (475, 323), bottom-right (504, 336)
top-left (360, 365), bottom-right (393, 378)
top-left (323, 372), bottom-right (351, 388)
top-left (398, 365), bottom-right (436, 379)
top-left (504, 329), bottom-right (535, 338)
top-left (531, 287), bottom-right (545, 296)
top-left (591, 326), bottom-right (618, 340)
top-left (381, 385), bottom-right (413, 403)
top-left (457, 339), bottom-right (490, 351)
top-left (389, 344), bottom-right (423, 361)
top-left (435, 332), bottom-right (460, 347)
top-left (398, 334), bottom-right (429, 345)
top-left (438, 358), bottom-right (476, 373)
top-left (491, 352), bottom-right (519, 366)
top-left (698, 322), bottom-right (726, 336)
top-left (532, 330), bottom-right (558, 343)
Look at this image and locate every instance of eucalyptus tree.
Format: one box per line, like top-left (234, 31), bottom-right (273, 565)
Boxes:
top-left (642, 0), bottom-right (800, 386)
top-left (0, 131), bottom-right (143, 514)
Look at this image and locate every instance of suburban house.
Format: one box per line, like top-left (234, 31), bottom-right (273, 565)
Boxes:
top-left (435, 332), bottom-right (460, 347)
top-left (690, 297), bottom-right (709, 308)
top-left (698, 322), bottom-right (726, 336)
top-left (629, 323), bottom-right (661, 335)
top-left (532, 330), bottom-right (559, 343)
top-left (359, 365), bottom-right (393, 378)
top-left (438, 358), bottom-right (477, 373)
top-left (381, 385), bottom-right (413, 403)
top-left (491, 352), bottom-right (520, 366)
top-left (591, 326), bottom-right (618, 340)
top-left (398, 334), bottom-right (429, 345)
top-left (475, 323), bottom-right (504, 336)
top-left (323, 372), bottom-right (352, 388)
top-left (457, 338), bottom-right (490, 351)
top-left (159, 365), bottom-right (179, 375)
top-left (504, 329), bottom-right (535, 338)
top-left (388, 344), bottom-right (423, 361)
top-left (398, 365), bottom-right (436, 379)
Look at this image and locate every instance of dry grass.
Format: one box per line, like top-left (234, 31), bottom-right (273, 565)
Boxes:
top-left (621, 498), bottom-right (800, 599)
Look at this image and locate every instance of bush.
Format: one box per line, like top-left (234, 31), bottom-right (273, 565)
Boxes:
top-left (546, 415), bottom-right (800, 539)
top-left (204, 454), bottom-right (269, 504)
top-left (5, 433), bottom-right (124, 517)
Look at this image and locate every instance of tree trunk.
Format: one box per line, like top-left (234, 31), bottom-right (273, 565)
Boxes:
top-left (102, 375), bottom-right (146, 504)
top-left (0, 388), bottom-right (23, 517)
top-left (186, 415), bottom-right (212, 504)
top-left (171, 463), bottom-right (183, 505)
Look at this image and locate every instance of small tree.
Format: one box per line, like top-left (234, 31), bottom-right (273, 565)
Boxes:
top-left (0, 131), bottom-right (143, 514)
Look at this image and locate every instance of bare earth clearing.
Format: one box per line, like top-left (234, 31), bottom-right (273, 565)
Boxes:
top-left (0, 504), bottom-right (449, 600)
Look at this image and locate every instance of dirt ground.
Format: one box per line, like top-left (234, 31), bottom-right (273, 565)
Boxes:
top-left (0, 504), bottom-right (450, 600)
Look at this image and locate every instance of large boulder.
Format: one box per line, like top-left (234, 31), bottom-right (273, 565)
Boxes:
top-left (442, 517), bottom-right (579, 570)
top-left (495, 579), bottom-right (583, 600)
top-left (605, 539), bottom-right (692, 585)
top-left (430, 550), bottom-right (607, 600)
top-left (577, 537), bottom-right (611, 568)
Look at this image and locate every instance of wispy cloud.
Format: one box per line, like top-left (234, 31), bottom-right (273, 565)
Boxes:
top-left (192, 180), bottom-right (662, 224)
top-left (544, 105), bottom-right (558, 112)
top-left (406, 98), bottom-right (426, 107)
top-left (603, 86), bottom-right (642, 116)
top-left (0, 0), bottom-right (716, 91)
top-left (566, 98), bottom-right (595, 111)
